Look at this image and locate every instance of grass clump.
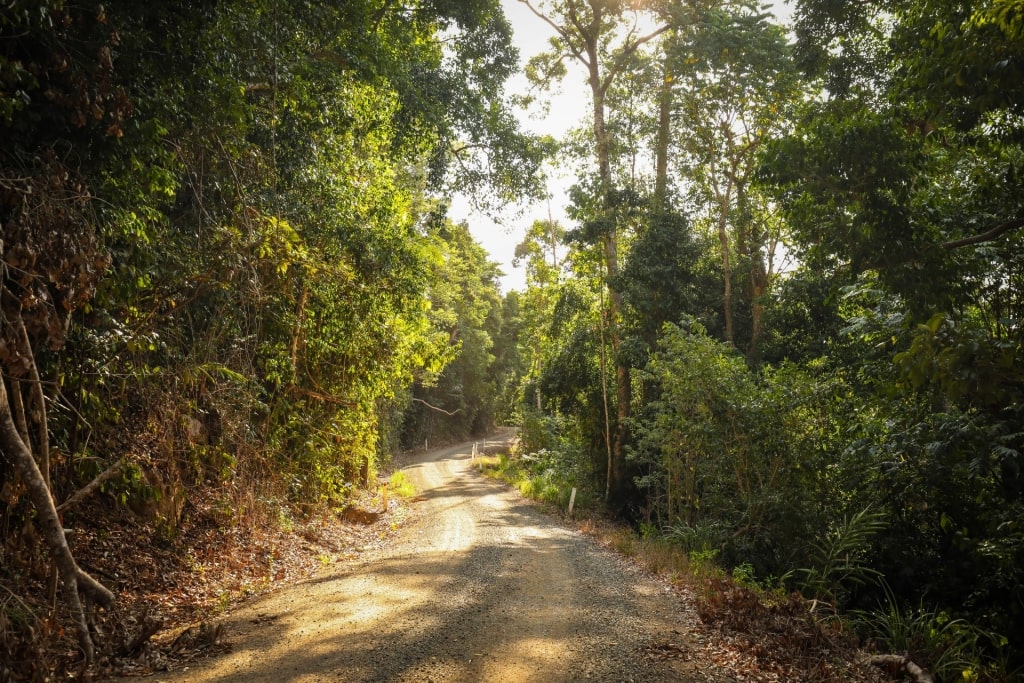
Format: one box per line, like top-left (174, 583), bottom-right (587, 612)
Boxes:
top-left (386, 471), bottom-right (416, 498)
top-left (479, 453), bottom-right (530, 490)
top-left (853, 583), bottom-right (1013, 682)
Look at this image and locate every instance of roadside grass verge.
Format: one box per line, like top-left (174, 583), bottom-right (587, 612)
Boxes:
top-left (477, 451), bottom-right (597, 511)
top-left (385, 470), bottom-right (416, 498)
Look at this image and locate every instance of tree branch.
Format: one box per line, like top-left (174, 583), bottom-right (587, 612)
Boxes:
top-left (0, 373), bottom-right (114, 663)
top-left (411, 397), bottom-right (461, 416)
top-left (13, 314), bottom-right (50, 489)
top-left (865, 654), bottom-right (934, 683)
top-left (942, 217), bottom-right (1024, 250)
top-left (372, 0), bottom-right (401, 32)
top-left (601, 23), bottom-right (671, 94)
top-left (519, 0), bottom-right (590, 67)
top-left (9, 377), bottom-right (30, 448)
top-left (57, 457), bottom-right (127, 514)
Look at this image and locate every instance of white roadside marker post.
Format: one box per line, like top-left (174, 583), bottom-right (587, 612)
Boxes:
top-left (568, 487), bottom-right (577, 518)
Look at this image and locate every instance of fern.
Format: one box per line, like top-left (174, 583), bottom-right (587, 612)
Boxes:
top-left (790, 506), bottom-right (887, 604)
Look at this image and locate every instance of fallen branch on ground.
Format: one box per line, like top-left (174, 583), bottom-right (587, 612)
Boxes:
top-left (58, 458), bottom-right (127, 513)
top-left (118, 607), bottom-right (165, 658)
top-left (865, 654), bottom-right (934, 683)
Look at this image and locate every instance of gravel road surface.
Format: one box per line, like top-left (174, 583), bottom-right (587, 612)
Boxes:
top-left (153, 438), bottom-right (710, 682)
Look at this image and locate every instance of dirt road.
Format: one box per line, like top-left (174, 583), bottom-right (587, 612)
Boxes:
top-left (153, 438), bottom-right (707, 682)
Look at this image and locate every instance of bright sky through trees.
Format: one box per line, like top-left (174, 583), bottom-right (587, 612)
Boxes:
top-left (457, 0), bottom-right (795, 292)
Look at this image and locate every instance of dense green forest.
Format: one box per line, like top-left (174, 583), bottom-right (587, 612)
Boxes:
top-left (0, 0), bottom-right (538, 672)
top-left (2, 0), bottom-right (1023, 679)
top-left (511, 0), bottom-right (1024, 678)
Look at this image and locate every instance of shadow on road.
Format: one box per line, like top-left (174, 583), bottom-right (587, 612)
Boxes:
top-left (154, 432), bottom-right (677, 683)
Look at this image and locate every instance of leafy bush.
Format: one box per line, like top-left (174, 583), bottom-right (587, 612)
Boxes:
top-left (634, 320), bottom-right (848, 576)
top-left (517, 411), bottom-right (560, 455)
top-left (482, 444), bottom-right (597, 512)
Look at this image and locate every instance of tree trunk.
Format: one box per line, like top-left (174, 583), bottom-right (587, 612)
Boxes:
top-left (522, 0), bottom-right (668, 499)
top-left (717, 192), bottom-right (735, 346)
top-left (289, 282), bottom-right (309, 381)
top-left (654, 56), bottom-right (672, 212)
top-left (0, 374), bottom-right (114, 663)
top-left (598, 303), bottom-right (613, 502)
top-left (587, 10), bottom-right (630, 498)
top-left (732, 179), bottom-right (768, 365)
top-left (683, 455), bottom-right (696, 527)
top-left (747, 255), bottom-right (767, 365)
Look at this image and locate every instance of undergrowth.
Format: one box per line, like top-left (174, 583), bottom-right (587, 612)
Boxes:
top-left (481, 445), bottom-right (1016, 681)
top-left (0, 466), bottom-right (409, 681)
top-left (477, 448), bottom-right (597, 513)
top-left (852, 582), bottom-right (1013, 682)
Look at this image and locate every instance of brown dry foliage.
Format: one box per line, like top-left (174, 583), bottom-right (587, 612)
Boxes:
top-left (573, 514), bottom-right (886, 683)
top-left (0, 482), bottom-right (404, 680)
top-left (695, 577), bottom-right (885, 683)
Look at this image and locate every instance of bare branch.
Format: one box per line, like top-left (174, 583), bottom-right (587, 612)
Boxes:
top-left (57, 458), bottom-right (127, 514)
top-left (13, 314), bottom-right (49, 488)
top-left (519, 0), bottom-right (591, 67)
top-left (411, 397), bottom-right (461, 416)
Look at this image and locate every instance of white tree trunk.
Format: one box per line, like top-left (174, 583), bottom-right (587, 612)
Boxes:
top-left (0, 375), bottom-right (114, 663)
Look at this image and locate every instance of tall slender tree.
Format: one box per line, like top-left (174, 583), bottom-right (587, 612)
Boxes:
top-left (520, 0), bottom-right (670, 497)
top-left (671, 2), bottom-right (800, 360)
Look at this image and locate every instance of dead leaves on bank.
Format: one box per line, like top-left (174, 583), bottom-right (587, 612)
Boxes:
top-left (0, 491), bottom-right (403, 680)
top-left (692, 577), bottom-right (886, 683)
top-left (574, 514), bottom-right (893, 683)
